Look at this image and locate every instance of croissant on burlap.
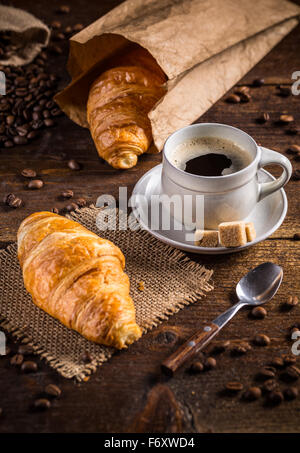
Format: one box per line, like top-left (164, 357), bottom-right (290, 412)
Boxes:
top-left (17, 211), bottom-right (142, 349)
top-left (87, 61), bottom-right (166, 169)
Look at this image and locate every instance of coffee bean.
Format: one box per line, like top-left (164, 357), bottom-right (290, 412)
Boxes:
top-left (3, 193), bottom-right (16, 205)
top-left (225, 94), bottom-right (240, 104)
top-left (13, 136), bottom-right (28, 145)
top-left (251, 306), bottom-right (267, 319)
top-left (211, 340), bottom-right (230, 354)
top-left (44, 118), bottom-right (55, 127)
top-left (73, 23), bottom-right (84, 32)
top-left (51, 20), bottom-right (62, 29)
top-left (10, 354), bottom-right (24, 366)
top-left (189, 361), bottom-right (204, 373)
top-left (21, 360), bottom-right (38, 373)
top-left (18, 344), bottom-right (34, 356)
top-left (234, 86), bottom-right (250, 95)
top-left (239, 93), bottom-right (251, 103)
top-left (51, 207), bottom-right (59, 214)
top-left (76, 198), bottom-right (87, 208)
top-left (27, 179), bottom-right (44, 190)
top-left (262, 379), bottom-right (278, 393)
top-left (204, 357), bottom-right (217, 370)
top-left (21, 168), bottom-right (36, 178)
top-left (280, 114), bottom-right (294, 123)
top-left (230, 342), bottom-right (251, 355)
top-left (281, 366), bottom-right (300, 383)
top-left (267, 391), bottom-right (284, 406)
top-left (252, 78), bottom-right (265, 87)
top-left (256, 112), bottom-right (270, 124)
top-left (282, 355), bottom-right (297, 366)
top-left (45, 384), bottom-right (61, 398)
top-left (61, 189), bottom-right (74, 199)
top-left (257, 367), bottom-right (276, 381)
top-left (253, 334), bottom-right (270, 346)
top-left (293, 233), bottom-right (300, 240)
top-left (57, 5), bottom-right (71, 14)
top-left (4, 193), bottom-right (22, 208)
top-left (284, 387), bottom-right (298, 401)
top-left (68, 159), bottom-right (81, 170)
top-left (4, 140), bottom-right (14, 148)
top-left (66, 202), bottom-right (79, 212)
top-left (34, 398), bottom-right (51, 410)
top-left (288, 144), bottom-right (300, 154)
top-left (285, 295), bottom-right (298, 308)
top-left (277, 85), bottom-right (291, 97)
top-left (270, 357), bottom-right (284, 369)
top-left (286, 126), bottom-right (299, 136)
top-left (225, 381), bottom-right (243, 393)
top-left (243, 386), bottom-right (262, 401)
top-left (292, 170), bottom-right (300, 181)
top-left (80, 351), bottom-right (92, 364)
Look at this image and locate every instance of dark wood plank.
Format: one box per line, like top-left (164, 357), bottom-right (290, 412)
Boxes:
top-left (0, 0), bottom-right (299, 434)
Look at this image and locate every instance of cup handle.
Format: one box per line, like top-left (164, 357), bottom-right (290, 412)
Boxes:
top-left (258, 147), bottom-right (292, 202)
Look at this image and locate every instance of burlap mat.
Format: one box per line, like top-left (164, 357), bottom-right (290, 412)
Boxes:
top-left (0, 206), bottom-right (213, 381)
top-left (0, 6), bottom-right (50, 66)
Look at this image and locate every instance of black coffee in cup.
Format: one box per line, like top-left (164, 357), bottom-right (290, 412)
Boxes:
top-left (170, 136), bottom-right (252, 177)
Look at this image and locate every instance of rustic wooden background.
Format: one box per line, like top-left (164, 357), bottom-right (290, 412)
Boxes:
top-left (0, 0), bottom-right (299, 433)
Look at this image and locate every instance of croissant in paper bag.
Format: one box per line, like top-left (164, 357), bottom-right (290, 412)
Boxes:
top-left (87, 64), bottom-right (166, 169)
top-left (17, 211), bottom-right (142, 349)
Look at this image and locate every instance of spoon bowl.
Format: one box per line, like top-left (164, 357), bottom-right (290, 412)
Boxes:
top-left (236, 262), bottom-right (283, 305)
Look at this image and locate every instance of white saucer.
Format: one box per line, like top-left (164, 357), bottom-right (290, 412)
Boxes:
top-left (131, 164), bottom-right (288, 255)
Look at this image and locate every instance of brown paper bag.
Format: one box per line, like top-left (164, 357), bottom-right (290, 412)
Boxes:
top-left (55, 0), bottom-right (300, 151)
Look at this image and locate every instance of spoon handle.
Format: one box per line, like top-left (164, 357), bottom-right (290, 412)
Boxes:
top-left (161, 301), bottom-right (245, 376)
top-left (161, 322), bottom-right (220, 376)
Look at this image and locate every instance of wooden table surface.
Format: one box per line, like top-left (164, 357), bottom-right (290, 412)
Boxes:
top-left (0, 0), bottom-right (299, 433)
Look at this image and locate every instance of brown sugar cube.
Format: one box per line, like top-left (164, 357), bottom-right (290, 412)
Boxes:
top-left (194, 229), bottom-right (219, 247)
top-left (245, 222), bottom-right (256, 242)
top-left (219, 221), bottom-right (247, 247)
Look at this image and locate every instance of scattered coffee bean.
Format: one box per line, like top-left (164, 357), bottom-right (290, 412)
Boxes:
top-left (45, 384), bottom-right (62, 398)
top-left (288, 144), bottom-right (300, 154)
top-left (68, 159), bottom-right (81, 170)
top-left (13, 136), bottom-right (28, 145)
top-left (235, 86), bottom-right (250, 95)
top-left (66, 202), bottom-right (79, 212)
top-left (51, 207), bottom-right (59, 214)
top-left (243, 386), bottom-right (262, 401)
top-left (18, 344), bottom-right (34, 356)
top-left (270, 357), bottom-right (284, 369)
top-left (282, 355), bottom-right (297, 366)
top-left (21, 360), bottom-right (38, 373)
top-left (251, 306), bottom-right (267, 319)
top-left (256, 112), bottom-right (270, 124)
top-left (44, 118), bottom-right (55, 127)
top-left (76, 198), bottom-right (87, 208)
top-left (253, 334), bottom-right (270, 346)
top-left (225, 381), bottom-right (243, 393)
top-left (257, 367), bottom-right (276, 381)
top-left (61, 189), bottom-right (74, 199)
top-left (204, 357), bottom-right (217, 370)
top-left (10, 354), bottom-right (24, 366)
top-left (281, 366), bottom-right (300, 383)
top-left (262, 379), bottom-right (278, 393)
top-left (230, 342), bottom-right (251, 356)
top-left (72, 23), bottom-right (84, 32)
top-left (267, 391), bottom-right (284, 406)
top-left (34, 398), bottom-right (51, 410)
top-left (225, 94), bottom-right (240, 104)
top-left (239, 92), bottom-right (251, 103)
top-left (51, 20), bottom-right (62, 29)
top-left (293, 233), bottom-right (300, 240)
top-left (27, 179), bottom-right (44, 190)
top-left (57, 5), bottom-right (71, 14)
top-left (190, 361), bottom-right (204, 373)
top-left (21, 168), bottom-right (37, 178)
top-left (280, 114), bottom-right (294, 123)
top-left (284, 387), bottom-right (298, 401)
top-left (252, 78), bottom-right (264, 87)
top-left (211, 340), bottom-right (230, 354)
top-left (4, 193), bottom-right (22, 208)
top-left (80, 350), bottom-right (92, 364)
top-left (285, 295), bottom-right (298, 308)
top-left (286, 126), bottom-right (299, 135)
top-left (292, 170), bottom-right (300, 181)
top-left (277, 85), bottom-right (291, 97)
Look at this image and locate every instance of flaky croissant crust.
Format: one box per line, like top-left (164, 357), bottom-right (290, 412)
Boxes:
top-left (87, 65), bottom-right (166, 169)
top-left (18, 212), bottom-right (142, 349)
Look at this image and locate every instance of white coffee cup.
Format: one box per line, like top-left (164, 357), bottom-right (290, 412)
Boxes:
top-left (161, 123), bottom-right (292, 229)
